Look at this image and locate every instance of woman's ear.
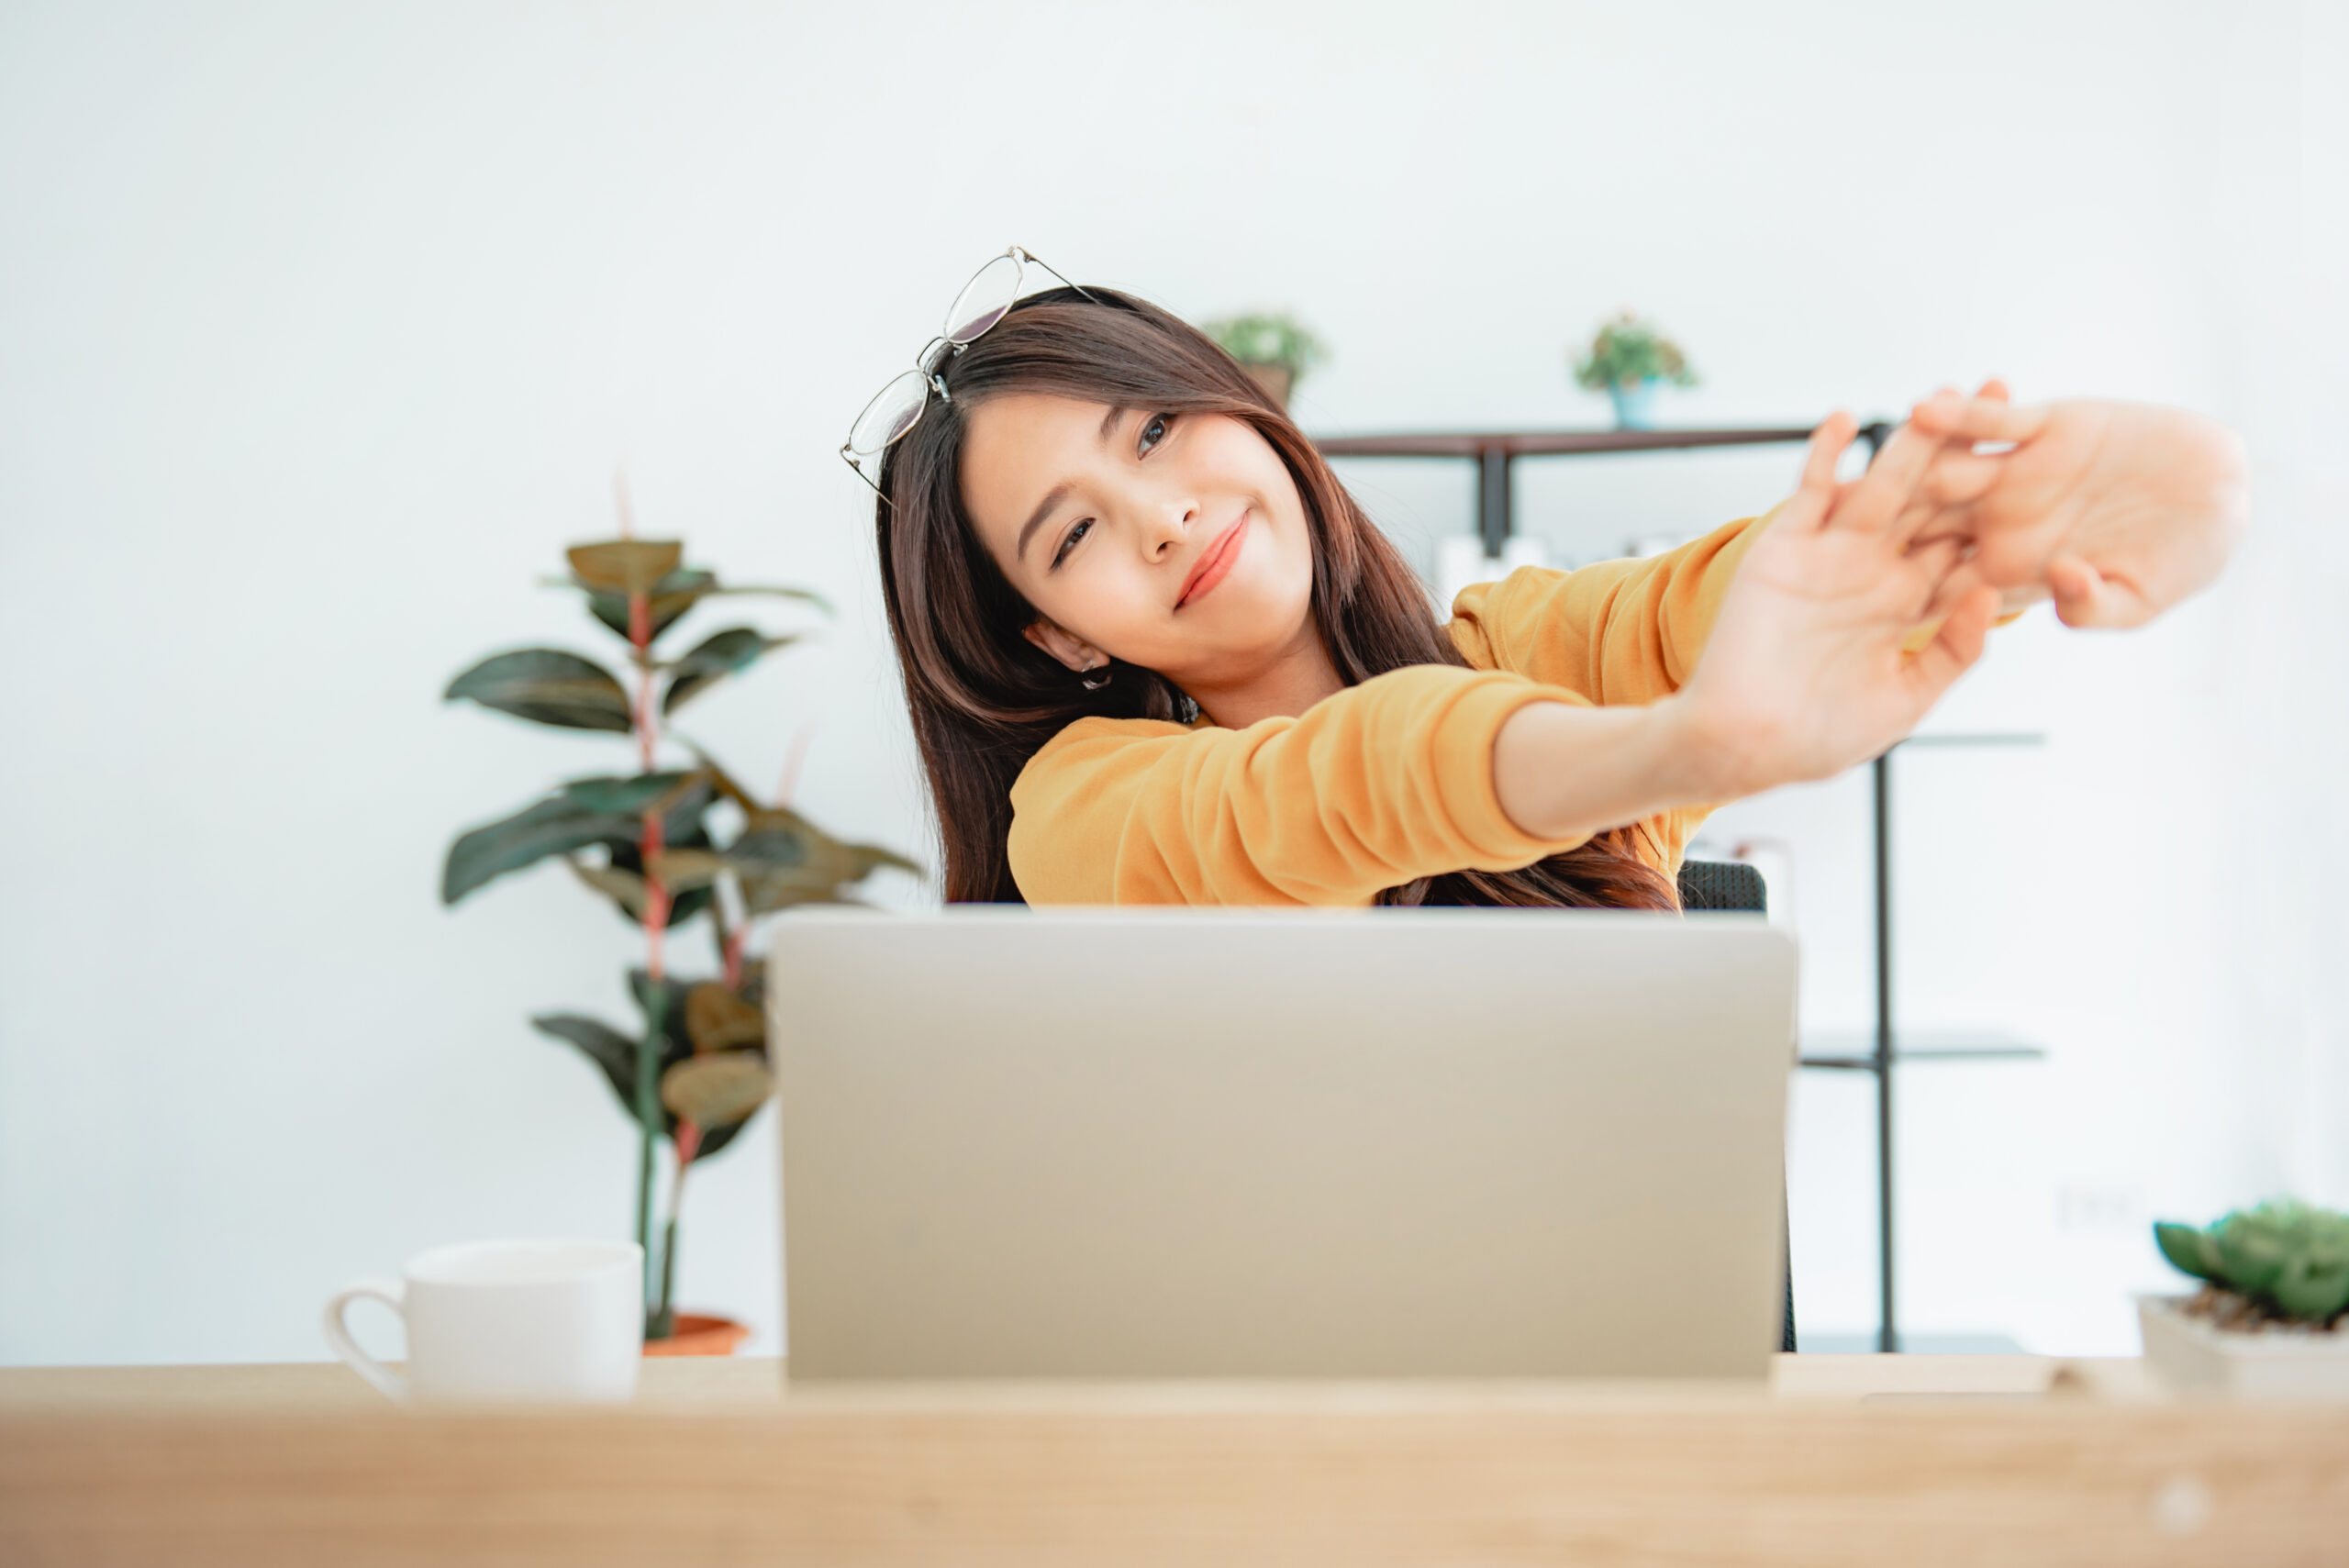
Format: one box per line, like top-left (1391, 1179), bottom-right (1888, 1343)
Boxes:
top-left (1023, 618), bottom-right (1107, 674)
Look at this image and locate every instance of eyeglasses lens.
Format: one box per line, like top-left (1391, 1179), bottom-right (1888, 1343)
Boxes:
top-left (944, 253), bottom-right (1025, 343)
top-left (848, 369), bottom-right (930, 458)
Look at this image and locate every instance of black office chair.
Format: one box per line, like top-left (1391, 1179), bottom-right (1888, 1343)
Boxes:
top-left (1676, 859), bottom-right (1797, 1355)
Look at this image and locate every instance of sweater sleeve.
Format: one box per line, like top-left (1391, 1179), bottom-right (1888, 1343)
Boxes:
top-left (1007, 663), bottom-right (1601, 906)
top-left (1445, 512), bottom-right (1766, 705)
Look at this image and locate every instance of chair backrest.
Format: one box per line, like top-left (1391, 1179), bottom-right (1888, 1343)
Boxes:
top-left (1678, 858), bottom-right (1766, 914)
top-left (1677, 859), bottom-right (1792, 1353)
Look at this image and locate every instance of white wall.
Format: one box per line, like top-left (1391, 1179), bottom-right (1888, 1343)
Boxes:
top-left (3, 0), bottom-right (2343, 1363)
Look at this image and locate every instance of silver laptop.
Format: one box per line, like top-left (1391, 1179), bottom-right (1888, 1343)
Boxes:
top-left (769, 906), bottom-right (1794, 1380)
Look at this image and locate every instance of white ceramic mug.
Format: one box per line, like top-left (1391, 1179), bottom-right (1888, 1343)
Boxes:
top-left (323, 1239), bottom-right (644, 1404)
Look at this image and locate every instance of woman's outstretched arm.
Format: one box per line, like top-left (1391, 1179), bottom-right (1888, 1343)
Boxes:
top-left (1446, 515), bottom-right (1769, 706)
top-left (1492, 415), bottom-right (2002, 837)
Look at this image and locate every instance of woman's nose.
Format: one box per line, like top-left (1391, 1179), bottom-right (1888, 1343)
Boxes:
top-left (1146, 502), bottom-right (1197, 558)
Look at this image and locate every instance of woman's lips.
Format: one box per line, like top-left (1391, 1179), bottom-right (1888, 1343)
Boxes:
top-left (1176, 513), bottom-right (1249, 608)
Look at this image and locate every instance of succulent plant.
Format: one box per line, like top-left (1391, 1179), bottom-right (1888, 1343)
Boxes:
top-left (1573, 310), bottom-right (1698, 393)
top-left (2154, 1200), bottom-right (2349, 1324)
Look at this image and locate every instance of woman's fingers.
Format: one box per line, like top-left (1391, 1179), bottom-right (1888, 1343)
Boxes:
top-left (1786, 412), bottom-right (1858, 528)
top-left (1919, 445), bottom-right (2005, 504)
top-left (1827, 418), bottom-right (1940, 536)
top-left (2047, 553), bottom-right (2151, 628)
top-left (1910, 390), bottom-right (2051, 445)
top-left (1916, 539), bottom-right (1991, 624)
top-left (1906, 584), bottom-right (2002, 698)
top-left (2047, 555), bottom-right (2099, 624)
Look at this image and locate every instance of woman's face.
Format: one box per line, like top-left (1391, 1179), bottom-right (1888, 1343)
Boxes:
top-left (958, 395), bottom-right (1319, 693)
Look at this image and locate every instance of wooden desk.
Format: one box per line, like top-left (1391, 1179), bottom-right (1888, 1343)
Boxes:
top-left (5, 1356), bottom-right (2344, 1564)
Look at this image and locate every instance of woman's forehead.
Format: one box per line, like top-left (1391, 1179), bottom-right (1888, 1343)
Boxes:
top-left (961, 392), bottom-right (1120, 539)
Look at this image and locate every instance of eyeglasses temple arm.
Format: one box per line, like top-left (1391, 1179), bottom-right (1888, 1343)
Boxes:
top-left (840, 444), bottom-right (892, 505)
top-left (1020, 250), bottom-right (1101, 306)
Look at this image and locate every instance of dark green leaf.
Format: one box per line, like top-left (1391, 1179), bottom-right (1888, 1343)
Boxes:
top-left (530, 1014), bottom-right (641, 1122)
top-left (629, 967), bottom-right (696, 1035)
top-left (727, 814), bottom-right (816, 870)
top-left (442, 795), bottom-right (637, 905)
top-left (685, 982), bottom-right (765, 1053)
top-left (2154, 1221), bottom-right (2220, 1283)
top-left (622, 968), bottom-right (760, 1162)
top-left (723, 809), bottom-right (923, 913)
top-left (537, 995), bottom-right (762, 1160)
top-left (728, 814), bottom-right (827, 915)
top-left (706, 583), bottom-right (833, 616)
top-left (568, 859), bottom-right (651, 918)
top-left (445, 649), bottom-right (631, 733)
top-left (661, 628), bottom-right (799, 716)
top-left (676, 745), bottom-right (760, 810)
top-left (848, 843), bottom-right (923, 880)
top-left (668, 628), bottom-right (781, 676)
top-left (734, 842), bottom-right (920, 913)
top-left (605, 821), bottom-right (716, 929)
top-left (694, 1113), bottom-right (755, 1162)
top-left (662, 1052), bottom-right (774, 1128)
top-left (567, 539), bottom-right (683, 595)
top-left (648, 848), bottom-right (729, 894)
top-left (2215, 1214), bottom-right (2291, 1296)
top-left (559, 771), bottom-right (711, 817)
top-left (2272, 1250), bottom-right (2349, 1320)
top-left (444, 775), bottom-right (715, 908)
top-left (584, 567), bottom-right (717, 644)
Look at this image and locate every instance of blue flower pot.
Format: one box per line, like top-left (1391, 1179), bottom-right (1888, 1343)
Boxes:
top-left (1608, 379), bottom-right (1661, 430)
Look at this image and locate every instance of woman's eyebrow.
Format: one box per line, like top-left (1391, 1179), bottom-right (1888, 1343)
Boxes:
top-left (1016, 409), bottom-right (1130, 562)
top-left (1016, 484), bottom-right (1073, 562)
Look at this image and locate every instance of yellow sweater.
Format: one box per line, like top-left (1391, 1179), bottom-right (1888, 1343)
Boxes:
top-left (1006, 514), bottom-right (1766, 905)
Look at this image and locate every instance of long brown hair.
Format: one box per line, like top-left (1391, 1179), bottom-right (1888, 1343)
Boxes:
top-left (873, 286), bottom-right (1677, 911)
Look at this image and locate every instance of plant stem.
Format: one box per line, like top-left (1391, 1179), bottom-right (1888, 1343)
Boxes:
top-left (707, 893), bottom-right (734, 980)
top-left (627, 580), bottom-right (672, 1325)
top-left (654, 1121), bottom-right (701, 1336)
top-left (653, 1217), bottom-right (680, 1340)
top-left (633, 960), bottom-right (664, 1320)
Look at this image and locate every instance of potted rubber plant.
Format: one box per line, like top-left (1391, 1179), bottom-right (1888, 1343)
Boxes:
top-left (441, 519), bottom-right (918, 1352)
top-left (1203, 311), bottom-right (1328, 411)
top-left (1573, 310), bottom-right (1698, 429)
top-left (2143, 1200), bottom-right (2349, 1397)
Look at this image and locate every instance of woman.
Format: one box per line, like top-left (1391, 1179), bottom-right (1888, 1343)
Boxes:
top-left (864, 277), bottom-right (2244, 908)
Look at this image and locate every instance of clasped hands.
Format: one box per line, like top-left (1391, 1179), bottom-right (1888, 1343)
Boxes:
top-left (1675, 384), bottom-right (2247, 800)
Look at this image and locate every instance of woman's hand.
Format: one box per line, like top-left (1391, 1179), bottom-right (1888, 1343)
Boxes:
top-left (1907, 391), bottom-right (2247, 628)
top-left (1667, 414), bottom-right (2002, 799)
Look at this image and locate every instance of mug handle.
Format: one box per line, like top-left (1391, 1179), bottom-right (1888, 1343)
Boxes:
top-left (322, 1278), bottom-right (411, 1402)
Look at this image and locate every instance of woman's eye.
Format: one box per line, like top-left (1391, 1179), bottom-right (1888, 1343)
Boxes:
top-left (1052, 517), bottom-right (1092, 568)
top-left (1138, 413), bottom-right (1173, 455)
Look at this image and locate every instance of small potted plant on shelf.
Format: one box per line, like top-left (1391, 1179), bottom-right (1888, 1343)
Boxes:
top-left (441, 506), bottom-right (918, 1354)
top-left (2143, 1200), bottom-right (2349, 1398)
top-left (1203, 312), bottom-right (1328, 411)
top-left (1572, 309), bottom-right (1698, 430)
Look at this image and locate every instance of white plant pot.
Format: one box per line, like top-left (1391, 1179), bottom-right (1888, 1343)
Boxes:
top-left (2137, 1294), bottom-right (2349, 1401)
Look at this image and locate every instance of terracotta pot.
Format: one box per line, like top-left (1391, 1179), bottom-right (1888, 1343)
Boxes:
top-left (1239, 361), bottom-right (1292, 410)
top-left (643, 1313), bottom-right (752, 1358)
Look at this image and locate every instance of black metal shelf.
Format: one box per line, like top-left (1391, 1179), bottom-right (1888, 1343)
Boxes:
top-left (1314, 424), bottom-right (1867, 558)
top-left (1799, 1030), bottom-right (2049, 1073)
top-left (1831, 731), bottom-right (2048, 1351)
